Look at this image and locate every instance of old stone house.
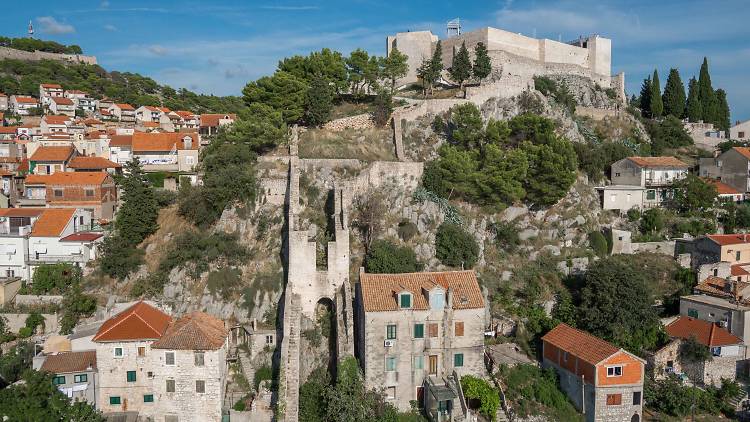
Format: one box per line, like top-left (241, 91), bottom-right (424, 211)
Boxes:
top-left (598, 156), bottom-right (689, 211)
top-left (690, 234), bottom-right (750, 268)
top-left (355, 269), bottom-right (485, 417)
top-left (542, 323), bottom-right (644, 422)
top-left (700, 147), bottom-right (750, 194)
top-left (23, 172), bottom-right (117, 221)
top-left (37, 350), bottom-right (98, 406)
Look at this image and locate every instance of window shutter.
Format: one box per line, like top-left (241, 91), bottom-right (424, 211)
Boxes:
top-left (455, 321), bottom-right (464, 337)
top-left (429, 323), bottom-right (438, 338)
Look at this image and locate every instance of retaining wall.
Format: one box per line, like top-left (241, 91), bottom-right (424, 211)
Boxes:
top-left (15, 294), bottom-right (64, 306)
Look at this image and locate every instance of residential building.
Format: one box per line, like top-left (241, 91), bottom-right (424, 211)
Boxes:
top-left (108, 135), bottom-right (133, 165)
top-left (22, 172), bottom-right (117, 221)
top-left (730, 119), bottom-right (750, 141)
top-left (542, 323), bottom-right (644, 422)
top-left (174, 111), bottom-right (199, 130)
top-left (135, 106), bottom-right (165, 123)
top-left (65, 90), bottom-right (96, 115)
top-left (67, 156), bottom-right (122, 174)
top-left (93, 301), bottom-right (228, 421)
top-left (9, 95), bottom-right (39, 115)
top-left (0, 93), bottom-right (8, 111)
top-left (356, 270), bottom-right (485, 416)
top-left (691, 234), bottom-right (750, 267)
top-left (599, 156), bottom-right (690, 211)
top-left (38, 350), bottom-right (98, 406)
top-left (132, 132), bottom-right (199, 174)
top-left (680, 290), bottom-right (750, 348)
top-left (684, 121), bottom-right (725, 152)
top-left (199, 113), bottom-right (236, 137)
top-left (41, 115), bottom-right (71, 134)
top-left (108, 104), bottom-right (135, 123)
top-left (700, 147), bottom-right (750, 194)
top-left (39, 83), bottom-right (64, 105)
top-left (29, 145), bottom-right (77, 174)
top-left (704, 178), bottom-right (744, 202)
top-left (0, 127), bottom-right (17, 141)
top-left (49, 97), bottom-right (76, 117)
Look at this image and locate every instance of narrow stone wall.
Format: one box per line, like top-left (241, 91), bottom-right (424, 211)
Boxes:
top-left (0, 46), bottom-right (97, 65)
top-left (322, 113), bottom-right (374, 131)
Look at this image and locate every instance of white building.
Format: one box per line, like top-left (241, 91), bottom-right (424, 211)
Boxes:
top-left (598, 156), bottom-right (690, 211)
top-left (731, 119), bottom-right (750, 141)
top-left (9, 95), bottom-right (39, 115)
top-left (49, 97), bottom-right (76, 117)
top-left (65, 90), bottom-right (97, 115)
top-left (39, 83), bottom-right (64, 106)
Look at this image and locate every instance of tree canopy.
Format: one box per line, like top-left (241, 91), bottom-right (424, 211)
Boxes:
top-left (365, 239), bottom-right (421, 274)
top-left (380, 47), bottom-right (409, 93)
top-left (662, 68), bottom-right (686, 118)
top-left (472, 42), bottom-right (492, 82)
top-left (449, 42), bottom-right (472, 89)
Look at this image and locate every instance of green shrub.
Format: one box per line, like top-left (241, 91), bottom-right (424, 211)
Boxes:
top-left (233, 400), bottom-right (246, 411)
top-left (435, 223), bottom-right (479, 268)
top-left (490, 221), bottom-right (520, 252)
top-left (627, 208), bottom-right (641, 222)
top-left (253, 365), bottom-right (273, 391)
top-left (397, 219), bottom-right (419, 241)
top-left (30, 263), bottom-right (81, 295)
top-left (153, 189), bottom-right (177, 207)
top-left (130, 272), bottom-right (168, 298)
top-left (501, 364), bottom-right (582, 421)
top-left (365, 239), bottom-right (421, 274)
top-left (460, 375), bottom-right (499, 420)
top-left (99, 235), bottom-right (145, 280)
top-left (17, 327), bottom-right (33, 338)
top-left (588, 231), bottom-right (608, 257)
top-left (640, 208), bottom-right (664, 234)
top-left (432, 115), bottom-right (446, 133)
top-left (206, 267), bottom-right (243, 299)
top-left (159, 230), bottom-right (248, 278)
top-left (24, 312), bottom-right (45, 334)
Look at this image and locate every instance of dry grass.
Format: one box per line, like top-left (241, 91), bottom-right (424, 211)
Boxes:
top-left (330, 101), bottom-right (375, 120)
top-left (140, 205), bottom-right (195, 272)
top-left (298, 127), bottom-right (396, 161)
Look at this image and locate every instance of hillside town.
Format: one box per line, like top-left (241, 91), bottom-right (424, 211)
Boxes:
top-left (0, 7), bottom-right (750, 422)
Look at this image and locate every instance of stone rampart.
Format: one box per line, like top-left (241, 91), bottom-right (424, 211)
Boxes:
top-left (14, 294), bottom-right (64, 306)
top-left (0, 46), bottom-right (97, 65)
top-left (322, 113), bottom-right (374, 131)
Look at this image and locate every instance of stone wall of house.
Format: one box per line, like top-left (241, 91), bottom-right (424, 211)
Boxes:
top-left (0, 46), bottom-right (97, 65)
top-left (649, 339), bottom-right (682, 380)
top-left (322, 114), bottom-right (375, 131)
top-left (702, 355), bottom-right (740, 386)
top-left (14, 294), bottom-right (63, 306)
top-left (631, 240), bottom-right (676, 256)
top-left (593, 385), bottom-right (642, 422)
top-left (0, 312), bottom-right (58, 334)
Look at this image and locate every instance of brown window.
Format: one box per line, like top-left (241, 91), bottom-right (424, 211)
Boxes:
top-left (454, 321), bottom-right (464, 337)
top-left (428, 323), bottom-right (438, 338)
top-left (53, 189), bottom-right (64, 198)
top-left (137, 347), bottom-right (146, 357)
top-left (606, 394), bottom-right (622, 406)
top-left (85, 188), bottom-right (95, 197)
top-left (166, 379), bottom-right (175, 392)
top-left (740, 131), bottom-right (746, 138)
top-left (195, 380), bottom-right (205, 393)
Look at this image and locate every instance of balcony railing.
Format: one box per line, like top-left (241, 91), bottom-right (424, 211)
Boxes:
top-left (27, 254), bottom-right (88, 264)
top-left (645, 177), bottom-right (678, 186)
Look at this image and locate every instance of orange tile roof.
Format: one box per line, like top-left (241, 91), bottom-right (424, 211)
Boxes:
top-left (25, 172), bottom-right (109, 186)
top-left (157, 107), bottom-right (171, 113)
top-left (200, 113), bottom-right (236, 127)
top-left (665, 316), bottom-right (742, 347)
top-left (30, 145), bottom-right (75, 162)
top-left (141, 121), bottom-right (160, 128)
top-left (704, 179), bottom-right (741, 195)
top-left (706, 233), bottom-right (750, 246)
top-left (733, 147), bottom-right (750, 160)
top-left (14, 96), bottom-right (38, 104)
top-left (627, 156), bottom-right (689, 168)
top-left (151, 312), bottom-right (228, 350)
top-left (176, 111), bottom-right (195, 119)
top-left (51, 97), bottom-right (74, 106)
top-left (0, 127), bottom-right (17, 134)
top-left (82, 118), bottom-right (103, 125)
top-left (132, 132), bottom-right (199, 152)
top-left (65, 90), bottom-right (87, 95)
top-left (694, 275), bottom-right (750, 300)
top-left (93, 301), bottom-right (173, 342)
top-left (68, 156), bottom-right (121, 169)
top-left (359, 270), bottom-right (484, 312)
top-left (109, 135), bottom-right (132, 147)
top-left (41, 83), bottom-right (63, 89)
top-left (732, 264), bottom-right (750, 277)
top-left (542, 323), bottom-right (620, 366)
top-left (0, 208), bottom-right (45, 217)
top-left (40, 351), bottom-right (97, 374)
top-left (114, 103), bottom-right (134, 111)
top-left (43, 115), bottom-right (70, 125)
top-left (31, 208), bottom-right (76, 237)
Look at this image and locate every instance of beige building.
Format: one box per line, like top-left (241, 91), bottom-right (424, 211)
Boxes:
top-left (356, 270), bottom-right (486, 417)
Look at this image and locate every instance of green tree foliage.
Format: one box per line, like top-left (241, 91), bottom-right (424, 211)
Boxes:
top-left (650, 69), bottom-right (663, 118)
top-left (299, 367), bottom-right (330, 422)
top-left (59, 282), bottom-right (98, 335)
top-left (521, 136), bottom-right (577, 207)
top-left (115, 158), bottom-right (159, 246)
top-left (305, 76), bottom-right (335, 127)
top-left (435, 223), bottom-right (479, 268)
top-left (0, 37), bottom-right (83, 54)
top-left (346, 49), bottom-right (380, 98)
top-left (0, 315), bottom-right (14, 343)
top-left (30, 263), bottom-right (81, 294)
top-left (645, 376), bottom-right (737, 417)
top-left (0, 370), bottom-right (105, 421)
top-left (472, 42), bottom-right (492, 82)
top-left (640, 208), bottom-right (665, 235)
top-left (588, 231), bottom-right (608, 257)
top-left (638, 76), bottom-right (652, 118)
top-left (448, 103), bottom-right (484, 149)
top-left (533, 76), bottom-right (576, 115)
top-left (0, 341), bottom-right (33, 387)
top-left (500, 364), bottom-right (582, 421)
top-left (698, 57), bottom-right (717, 124)
top-left (99, 235), bottom-right (144, 280)
top-left (242, 71), bottom-right (308, 124)
top-left (647, 115), bottom-right (694, 155)
top-left (662, 68), bottom-right (686, 118)
top-left (573, 140), bottom-right (633, 181)
top-left (372, 88), bottom-right (394, 126)
top-left (365, 239), bottom-right (421, 274)
top-left (715, 88), bottom-right (731, 133)
top-left (460, 375), bottom-right (500, 420)
top-left (417, 41), bottom-right (443, 97)
top-left (670, 174), bottom-right (717, 215)
top-left (449, 42), bottom-right (472, 89)
top-left (686, 76), bottom-right (702, 122)
top-left (380, 47), bottom-right (409, 93)
top-left (680, 335), bottom-right (712, 363)
top-left (278, 48), bottom-right (348, 94)
top-left (490, 221), bottom-right (521, 252)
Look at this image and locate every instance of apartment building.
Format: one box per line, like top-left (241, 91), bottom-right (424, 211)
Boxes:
top-left (22, 172), bottom-right (117, 221)
top-left (598, 156), bottom-right (689, 211)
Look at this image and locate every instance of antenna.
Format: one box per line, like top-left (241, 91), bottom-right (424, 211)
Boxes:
top-left (28, 20), bottom-right (34, 38)
top-left (446, 18), bottom-right (461, 38)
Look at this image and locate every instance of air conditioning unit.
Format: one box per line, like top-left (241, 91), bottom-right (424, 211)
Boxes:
top-left (384, 340), bottom-right (395, 347)
top-left (718, 320), bottom-right (728, 328)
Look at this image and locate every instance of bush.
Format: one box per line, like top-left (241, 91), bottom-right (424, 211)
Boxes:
top-left (501, 364), bottom-right (581, 421)
top-left (159, 230), bottom-right (248, 278)
top-left (640, 208), bottom-right (665, 234)
top-left (153, 189), bottom-right (177, 207)
top-left (588, 231), bottom-right (608, 257)
top-left (627, 208), bottom-right (641, 222)
top-left (397, 219), bottom-right (419, 241)
top-left (491, 221), bottom-right (520, 252)
top-left (130, 272), bottom-right (168, 298)
top-left (365, 239), bottom-right (421, 274)
top-left (99, 235), bottom-right (145, 280)
top-left (460, 375), bottom-right (499, 420)
top-left (24, 312), bottom-right (45, 335)
top-left (435, 223), bottom-right (479, 268)
top-left (206, 267), bottom-right (244, 299)
top-left (59, 284), bottom-right (97, 335)
top-left (30, 263), bottom-right (80, 294)
top-left (253, 365), bottom-right (273, 391)
top-left (17, 327), bottom-right (33, 338)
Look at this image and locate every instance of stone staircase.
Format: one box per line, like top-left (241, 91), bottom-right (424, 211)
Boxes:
top-left (729, 388), bottom-right (748, 411)
top-left (282, 294), bottom-right (302, 422)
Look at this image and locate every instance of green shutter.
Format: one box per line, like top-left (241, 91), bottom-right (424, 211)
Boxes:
top-left (688, 308), bottom-right (698, 318)
top-left (127, 371), bottom-right (137, 382)
top-left (110, 396), bottom-right (121, 405)
top-left (414, 323), bottom-right (424, 338)
top-left (454, 353), bottom-right (464, 367)
top-left (144, 394), bottom-right (154, 403)
top-left (53, 375), bottom-right (66, 385)
top-left (400, 294), bottom-right (411, 308)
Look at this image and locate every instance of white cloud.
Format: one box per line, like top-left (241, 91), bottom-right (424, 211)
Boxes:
top-left (36, 17), bottom-right (76, 35)
top-left (103, 24), bottom-right (117, 32)
top-left (147, 45), bottom-right (168, 56)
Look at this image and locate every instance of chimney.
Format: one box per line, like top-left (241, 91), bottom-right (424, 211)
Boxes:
top-left (446, 288), bottom-right (453, 309)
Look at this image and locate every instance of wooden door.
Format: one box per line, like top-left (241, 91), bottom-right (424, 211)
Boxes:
top-left (429, 355), bottom-right (438, 375)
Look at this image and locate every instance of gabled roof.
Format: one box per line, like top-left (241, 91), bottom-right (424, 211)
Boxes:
top-left (706, 233), bottom-right (750, 246)
top-left (541, 323), bottom-right (621, 366)
top-left (43, 115), bottom-right (70, 125)
top-left (41, 83), bottom-right (63, 89)
top-left (13, 96), bottom-right (38, 104)
top-left (30, 145), bottom-right (75, 162)
top-left (40, 350), bottom-right (97, 374)
top-left (68, 156), bottom-right (121, 169)
top-left (0, 127), bottom-right (17, 134)
top-left (93, 301), bottom-right (172, 342)
top-left (151, 312), bottom-right (228, 350)
top-left (60, 232), bottom-right (103, 242)
top-left (175, 111), bottom-right (196, 119)
top-left (25, 172), bottom-right (109, 186)
top-left (704, 178), bottom-right (741, 195)
top-left (694, 275), bottom-right (750, 301)
top-left (31, 208), bottom-right (75, 237)
top-left (666, 316), bottom-right (742, 347)
top-left (51, 97), bottom-right (74, 106)
top-left (626, 156), bottom-right (689, 168)
top-left (359, 270), bottom-right (484, 312)
top-left (200, 113), bottom-right (236, 127)
top-left (109, 135), bottom-right (133, 147)
top-left (132, 132), bottom-right (199, 152)
top-left (0, 208), bottom-right (45, 217)
top-left (113, 103), bottom-right (134, 111)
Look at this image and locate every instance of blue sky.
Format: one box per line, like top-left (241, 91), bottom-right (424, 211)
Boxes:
top-left (4, 0), bottom-right (750, 120)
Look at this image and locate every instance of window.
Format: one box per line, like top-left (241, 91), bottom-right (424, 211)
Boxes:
top-left (165, 351), bottom-right (175, 365)
top-left (137, 346), bottom-right (146, 357)
top-left (607, 366), bottom-right (623, 377)
top-left (386, 386), bottom-right (396, 399)
top-left (185, 156), bottom-right (195, 165)
top-left (688, 308), bottom-right (699, 318)
top-left (414, 323), bottom-right (424, 339)
top-left (646, 190), bottom-right (656, 200)
top-left (84, 188), bottom-right (95, 197)
top-left (127, 371), bottom-right (137, 382)
top-left (166, 379), bottom-right (175, 393)
top-left (615, 172), bottom-right (621, 177)
top-left (74, 374), bottom-right (87, 383)
top-left (740, 131), bottom-right (746, 138)
top-left (114, 347), bottom-right (123, 358)
top-left (738, 251), bottom-right (742, 261)
top-left (53, 375), bottom-right (66, 385)
top-left (454, 353), bottom-right (464, 367)
top-left (386, 324), bottom-right (397, 340)
top-left (454, 321), bottom-right (464, 337)
top-left (194, 352), bottom-right (205, 367)
top-left (414, 356), bottom-right (424, 370)
top-left (165, 416), bottom-right (178, 422)
top-left (385, 357), bottom-right (397, 371)
top-left (53, 189), bottom-right (64, 198)
top-left (143, 394), bottom-right (154, 403)
top-left (266, 335), bottom-right (274, 344)
top-left (196, 380), bottom-right (205, 393)
top-left (606, 394), bottom-right (622, 406)
top-left (562, 351), bottom-right (569, 363)
top-left (400, 293), bottom-right (412, 309)
top-left (428, 323), bottom-right (438, 338)
top-left (431, 292), bottom-right (445, 310)
top-left (109, 396), bottom-right (121, 405)
top-left (633, 391), bottom-right (642, 405)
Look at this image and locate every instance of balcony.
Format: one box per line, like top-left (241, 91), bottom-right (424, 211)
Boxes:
top-left (17, 197), bottom-right (46, 207)
top-left (645, 177), bottom-right (678, 187)
top-left (27, 253), bottom-right (88, 265)
top-left (142, 163), bottom-right (179, 172)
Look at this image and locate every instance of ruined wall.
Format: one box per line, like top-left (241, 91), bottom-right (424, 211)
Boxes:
top-left (0, 47), bottom-right (97, 65)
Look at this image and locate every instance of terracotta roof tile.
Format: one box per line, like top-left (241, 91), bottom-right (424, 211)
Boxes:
top-left (40, 351), bottom-right (96, 374)
top-left (627, 156), bottom-right (689, 168)
top-left (93, 301), bottom-right (172, 342)
top-left (109, 135), bottom-right (133, 147)
top-left (200, 113), bottom-right (236, 127)
top-left (43, 115), bottom-right (70, 125)
top-left (31, 208), bottom-right (75, 237)
top-left (114, 103), bottom-right (134, 111)
top-left (30, 145), bottom-right (75, 162)
top-left (51, 97), bottom-right (74, 106)
top-left (176, 111), bottom-right (196, 119)
top-left (132, 132), bottom-right (199, 152)
top-left (704, 178), bottom-right (741, 195)
top-left (665, 316), bottom-right (742, 347)
top-left (13, 96), bottom-right (38, 104)
top-left (706, 234), bottom-right (750, 246)
top-left (41, 84), bottom-right (63, 89)
top-left (151, 312), bottom-right (228, 350)
top-left (25, 172), bottom-right (110, 186)
top-left (68, 156), bottom-right (121, 169)
top-left (733, 147), bottom-right (750, 160)
top-left (541, 323), bottom-right (620, 365)
top-left (0, 208), bottom-right (45, 217)
top-left (694, 275), bottom-right (750, 300)
top-left (0, 127), bottom-right (17, 134)
top-left (732, 264), bottom-right (750, 277)
top-left (359, 270), bottom-right (484, 312)
top-left (60, 232), bottom-right (103, 242)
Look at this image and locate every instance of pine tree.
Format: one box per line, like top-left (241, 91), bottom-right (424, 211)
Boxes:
top-left (698, 57), bottom-right (717, 123)
top-left (639, 76), bottom-right (652, 118)
top-left (429, 41), bottom-right (443, 94)
top-left (472, 42), bottom-right (492, 82)
top-left (380, 47), bottom-right (408, 94)
top-left (449, 41), bottom-right (472, 90)
top-left (686, 76), bottom-right (702, 122)
top-left (650, 69), bottom-right (663, 118)
top-left (662, 68), bottom-right (686, 118)
top-left (116, 158), bottom-right (159, 246)
top-left (715, 88), bottom-right (731, 133)
top-left (305, 76), bottom-right (334, 127)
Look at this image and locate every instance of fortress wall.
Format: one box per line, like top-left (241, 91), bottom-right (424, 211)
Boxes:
top-left (485, 28), bottom-right (541, 61)
top-left (388, 31), bottom-right (437, 86)
top-left (0, 46), bottom-right (97, 65)
top-left (541, 39), bottom-right (589, 67)
top-left (490, 50), bottom-right (612, 88)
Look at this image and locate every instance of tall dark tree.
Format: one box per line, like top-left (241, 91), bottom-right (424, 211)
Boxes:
top-left (116, 158), bottom-right (159, 246)
top-left (650, 69), bottom-right (663, 118)
top-left (472, 42), bottom-right (492, 82)
top-left (379, 47), bottom-right (408, 94)
top-left (686, 76), bottom-right (702, 122)
top-left (417, 42), bottom-right (444, 97)
top-left (305, 76), bottom-right (335, 127)
top-left (662, 68), bottom-right (686, 118)
top-left (449, 41), bottom-right (472, 90)
top-left (638, 76), bottom-right (652, 118)
top-left (697, 57), bottom-right (717, 124)
top-left (715, 88), bottom-right (731, 133)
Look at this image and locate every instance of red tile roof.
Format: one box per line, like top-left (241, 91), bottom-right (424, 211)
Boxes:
top-left (31, 208), bottom-right (76, 237)
top-left (0, 208), bottom-right (45, 217)
top-left (25, 172), bottom-right (110, 186)
top-left (627, 156), bottom-right (689, 168)
top-left (175, 111), bottom-right (195, 119)
top-left (732, 264), bottom-right (750, 277)
top-left (68, 156), bottom-right (121, 169)
top-left (200, 113), bottom-right (236, 127)
top-left (43, 115), bottom-right (70, 125)
top-left (114, 103), bottom-right (134, 111)
top-left (51, 97), bottom-right (74, 106)
top-left (93, 301), bottom-right (173, 342)
top-left (706, 234), bottom-right (750, 246)
top-left (151, 312), bottom-right (228, 350)
top-left (109, 135), bottom-right (132, 147)
top-left (359, 270), bottom-right (484, 312)
top-left (704, 179), bottom-right (741, 195)
top-left (694, 276), bottom-right (750, 300)
top-left (132, 132), bottom-right (199, 152)
top-left (14, 96), bottom-right (38, 104)
top-left (30, 145), bottom-right (75, 162)
top-left (542, 323), bottom-right (620, 366)
top-left (41, 83), bottom-right (63, 89)
top-left (40, 351), bottom-right (97, 374)
top-left (733, 147), bottom-right (750, 160)
top-left (60, 232), bottom-right (104, 242)
top-left (665, 316), bottom-right (742, 347)
top-left (0, 127), bottom-right (17, 134)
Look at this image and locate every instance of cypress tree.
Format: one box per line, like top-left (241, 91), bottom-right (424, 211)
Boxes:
top-left (639, 76), bottom-right (652, 118)
top-left (697, 57), bottom-right (717, 123)
top-left (449, 41), bottom-right (472, 89)
top-left (304, 75), bottom-right (335, 127)
top-left (715, 88), bottom-right (731, 133)
top-left (686, 76), bottom-right (702, 122)
top-left (662, 68), bottom-right (686, 118)
top-left (650, 69), bottom-right (663, 118)
top-left (472, 42), bottom-right (492, 82)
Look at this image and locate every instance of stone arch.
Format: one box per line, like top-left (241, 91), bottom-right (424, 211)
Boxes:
top-left (631, 413), bottom-right (640, 422)
top-left (298, 296), bottom-right (338, 384)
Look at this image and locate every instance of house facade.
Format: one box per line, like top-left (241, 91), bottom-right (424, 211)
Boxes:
top-left (199, 113), bottom-right (236, 137)
top-left (700, 147), bottom-right (750, 194)
top-left (49, 97), bottom-right (76, 117)
top-left (38, 350), bottom-right (98, 406)
top-left (730, 120), bottom-right (750, 141)
top-left (542, 323), bottom-right (644, 422)
top-left (39, 83), bottom-right (64, 105)
top-left (108, 104), bottom-right (135, 123)
top-left (10, 95), bottom-right (39, 115)
top-left (132, 132), bottom-right (199, 173)
top-left (600, 156), bottom-right (689, 211)
top-left (29, 145), bottom-right (77, 174)
top-left (23, 172), bottom-right (117, 221)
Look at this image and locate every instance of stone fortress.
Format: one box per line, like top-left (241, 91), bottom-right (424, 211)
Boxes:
top-left (0, 46), bottom-right (97, 65)
top-left (387, 25), bottom-right (623, 96)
